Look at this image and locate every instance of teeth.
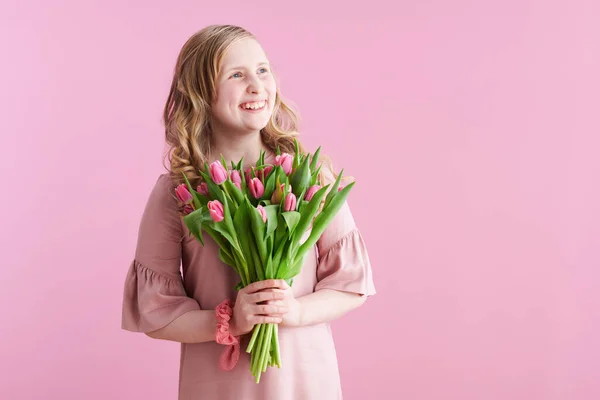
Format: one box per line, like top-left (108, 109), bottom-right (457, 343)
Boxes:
top-left (242, 100), bottom-right (266, 110)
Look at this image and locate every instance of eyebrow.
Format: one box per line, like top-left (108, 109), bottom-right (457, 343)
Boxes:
top-left (224, 62), bottom-right (270, 73)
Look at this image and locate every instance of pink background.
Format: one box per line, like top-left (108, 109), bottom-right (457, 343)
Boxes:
top-left (1, 0), bottom-right (599, 399)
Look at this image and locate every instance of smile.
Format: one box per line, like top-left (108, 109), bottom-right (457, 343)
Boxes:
top-left (240, 100), bottom-right (267, 111)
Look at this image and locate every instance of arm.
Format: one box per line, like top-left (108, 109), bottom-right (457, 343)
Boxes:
top-left (146, 280), bottom-right (289, 343)
top-left (145, 310), bottom-right (218, 343)
top-left (296, 289), bottom-right (367, 327)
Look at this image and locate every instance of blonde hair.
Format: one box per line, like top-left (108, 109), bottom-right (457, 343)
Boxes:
top-left (161, 24), bottom-right (340, 189)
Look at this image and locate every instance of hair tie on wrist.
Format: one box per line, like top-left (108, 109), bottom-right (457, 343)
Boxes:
top-left (215, 299), bottom-right (240, 371)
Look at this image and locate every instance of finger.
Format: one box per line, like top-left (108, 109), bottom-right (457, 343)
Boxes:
top-left (253, 315), bottom-right (282, 325)
top-left (243, 279), bottom-right (287, 294)
top-left (263, 300), bottom-right (286, 307)
top-left (248, 290), bottom-right (285, 304)
top-left (253, 304), bottom-right (288, 316)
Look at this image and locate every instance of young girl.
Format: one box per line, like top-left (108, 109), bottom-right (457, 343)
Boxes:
top-left (121, 24), bottom-right (376, 399)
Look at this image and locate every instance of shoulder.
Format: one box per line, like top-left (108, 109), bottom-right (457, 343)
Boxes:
top-left (145, 173), bottom-right (181, 211)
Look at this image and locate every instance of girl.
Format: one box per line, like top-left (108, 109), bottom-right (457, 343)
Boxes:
top-left (121, 24), bottom-right (376, 399)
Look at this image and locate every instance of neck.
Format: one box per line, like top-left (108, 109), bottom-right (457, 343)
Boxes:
top-left (209, 129), bottom-right (271, 167)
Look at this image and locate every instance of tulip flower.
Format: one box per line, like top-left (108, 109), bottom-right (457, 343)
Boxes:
top-left (304, 185), bottom-right (320, 201)
top-left (275, 153), bottom-right (293, 175)
top-left (183, 204), bottom-right (194, 215)
top-left (249, 177), bottom-right (264, 199)
top-left (197, 182), bottom-right (209, 196)
top-left (245, 166), bottom-right (254, 183)
top-left (175, 184), bottom-right (193, 204)
top-left (270, 183), bottom-right (287, 204)
top-left (209, 161), bottom-right (228, 185)
top-left (259, 165), bottom-right (273, 181)
top-left (257, 205), bottom-right (267, 223)
top-left (230, 170), bottom-right (242, 186)
top-left (283, 192), bottom-right (297, 212)
top-left (207, 200), bottom-right (224, 222)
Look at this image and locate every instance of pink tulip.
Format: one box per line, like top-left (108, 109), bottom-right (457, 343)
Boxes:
top-left (259, 165), bottom-right (273, 180)
top-left (197, 182), bottom-right (209, 196)
top-left (338, 184), bottom-right (345, 192)
top-left (234, 182), bottom-right (241, 190)
top-left (183, 204), bottom-right (194, 215)
top-left (175, 184), bottom-right (193, 204)
top-left (230, 170), bottom-right (242, 186)
top-left (207, 200), bottom-right (224, 222)
top-left (304, 185), bottom-right (320, 201)
top-left (275, 153), bottom-right (293, 175)
top-left (283, 192), bottom-right (297, 212)
top-left (245, 166), bottom-right (254, 183)
top-left (249, 177), bottom-right (264, 199)
top-left (257, 205), bottom-right (267, 223)
top-left (209, 161), bottom-right (228, 185)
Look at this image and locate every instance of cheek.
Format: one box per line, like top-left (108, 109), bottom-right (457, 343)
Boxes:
top-left (215, 84), bottom-right (241, 108)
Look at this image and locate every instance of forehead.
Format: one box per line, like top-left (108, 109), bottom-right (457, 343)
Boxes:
top-left (220, 38), bottom-right (269, 69)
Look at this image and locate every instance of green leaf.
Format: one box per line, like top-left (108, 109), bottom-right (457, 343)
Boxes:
top-left (281, 211), bottom-right (301, 235)
top-left (324, 168), bottom-right (344, 210)
top-left (310, 164), bottom-right (322, 186)
top-left (223, 179), bottom-right (243, 206)
top-left (263, 165), bottom-right (279, 199)
top-left (248, 234), bottom-right (263, 281)
top-left (203, 224), bottom-right (232, 258)
top-left (292, 185), bottom-right (329, 244)
top-left (247, 200), bottom-right (268, 265)
top-left (264, 205), bottom-right (279, 237)
top-left (182, 207), bottom-right (205, 246)
top-left (219, 248), bottom-right (237, 269)
top-left (297, 181), bottom-right (355, 258)
top-left (289, 153), bottom-right (311, 198)
top-left (212, 222), bottom-right (238, 253)
top-left (310, 146), bottom-right (321, 171)
top-left (233, 203), bottom-right (256, 282)
top-left (286, 253), bottom-right (307, 279)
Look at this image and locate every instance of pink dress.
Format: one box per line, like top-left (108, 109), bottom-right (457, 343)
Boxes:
top-left (121, 163), bottom-right (376, 399)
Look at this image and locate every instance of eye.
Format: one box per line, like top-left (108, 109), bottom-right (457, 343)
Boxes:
top-left (258, 67), bottom-right (269, 74)
top-left (231, 72), bottom-right (242, 78)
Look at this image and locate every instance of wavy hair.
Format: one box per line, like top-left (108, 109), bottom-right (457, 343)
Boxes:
top-left (161, 24), bottom-right (338, 189)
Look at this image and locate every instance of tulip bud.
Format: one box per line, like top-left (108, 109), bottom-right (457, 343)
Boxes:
top-left (249, 177), bottom-right (264, 199)
top-left (304, 185), bottom-right (320, 201)
top-left (262, 165), bottom-right (274, 179)
top-left (175, 184), bottom-right (193, 204)
top-left (209, 161), bottom-right (228, 185)
top-left (275, 153), bottom-right (293, 175)
top-left (230, 170), bottom-right (242, 186)
top-left (257, 205), bottom-right (267, 223)
top-left (270, 183), bottom-right (286, 204)
top-left (183, 204), bottom-right (194, 215)
top-left (245, 166), bottom-right (254, 184)
top-left (283, 192), bottom-right (297, 212)
top-left (207, 200), bottom-right (225, 222)
top-left (196, 182), bottom-right (209, 196)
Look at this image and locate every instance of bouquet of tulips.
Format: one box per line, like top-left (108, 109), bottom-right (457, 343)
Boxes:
top-left (174, 140), bottom-right (354, 383)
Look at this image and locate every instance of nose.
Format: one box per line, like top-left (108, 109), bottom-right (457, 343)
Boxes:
top-left (246, 75), bottom-right (263, 94)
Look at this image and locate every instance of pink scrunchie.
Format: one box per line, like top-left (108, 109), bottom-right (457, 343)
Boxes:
top-left (215, 299), bottom-right (241, 371)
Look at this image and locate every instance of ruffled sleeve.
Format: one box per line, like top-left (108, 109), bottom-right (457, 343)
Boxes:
top-left (314, 168), bottom-right (376, 297)
top-left (121, 174), bottom-right (200, 333)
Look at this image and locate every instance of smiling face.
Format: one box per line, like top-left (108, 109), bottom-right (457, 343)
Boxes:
top-left (210, 37), bottom-right (277, 136)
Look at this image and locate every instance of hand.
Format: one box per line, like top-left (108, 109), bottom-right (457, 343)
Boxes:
top-left (260, 280), bottom-right (303, 328)
top-left (229, 279), bottom-right (289, 337)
